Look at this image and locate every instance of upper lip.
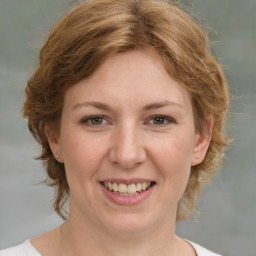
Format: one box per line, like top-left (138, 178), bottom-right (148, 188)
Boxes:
top-left (100, 178), bottom-right (155, 185)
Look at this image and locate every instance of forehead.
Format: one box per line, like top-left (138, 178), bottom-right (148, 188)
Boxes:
top-left (64, 49), bottom-right (192, 113)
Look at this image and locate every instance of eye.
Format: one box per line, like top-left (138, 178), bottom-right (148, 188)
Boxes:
top-left (147, 115), bottom-right (174, 126)
top-left (81, 115), bottom-right (108, 126)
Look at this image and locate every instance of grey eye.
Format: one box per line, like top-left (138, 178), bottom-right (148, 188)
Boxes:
top-left (152, 116), bottom-right (166, 125)
top-left (90, 117), bottom-right (104, 125)
top-left (148, 116), bottom-right (172, 125)
top-left (82, 115), bottom-right (107, 126)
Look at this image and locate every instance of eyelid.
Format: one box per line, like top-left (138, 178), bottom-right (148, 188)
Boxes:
top-left (80, 114), bottom-right (175, 127)
top-left (146, 115), bottom-right (176, 125)
top-left (81, 115), bottom-right (110, 126)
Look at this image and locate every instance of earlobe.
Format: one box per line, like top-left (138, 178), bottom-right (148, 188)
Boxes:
top-left (44, 123), bottom-right (63, 162)
top-left (191, 116), bottom-right (213, 166)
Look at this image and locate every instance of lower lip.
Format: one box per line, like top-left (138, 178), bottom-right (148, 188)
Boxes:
top-left (100, 184), bottom-right (155, 206)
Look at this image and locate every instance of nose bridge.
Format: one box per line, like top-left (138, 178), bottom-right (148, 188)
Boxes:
top-left (110, 119), bottom-right (146, 169)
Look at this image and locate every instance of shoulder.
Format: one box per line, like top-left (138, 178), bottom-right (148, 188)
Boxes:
top-left (188, 240), bottom-right (223, 256)
top-left (0, 240), bottom-right (41, 256)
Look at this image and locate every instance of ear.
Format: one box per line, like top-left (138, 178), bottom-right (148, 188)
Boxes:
top-left (191, 116), bottom-right (213, 166)
top-left (44, 123), bottom-right (63, 163)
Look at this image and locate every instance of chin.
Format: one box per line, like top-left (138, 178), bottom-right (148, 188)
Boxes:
top-left (100, 211), bottom-right (160, 238)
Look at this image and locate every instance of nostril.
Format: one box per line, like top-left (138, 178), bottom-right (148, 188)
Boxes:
top-left (109, 139), bottom-right (147, 169)
top-left (113, 160), bottom-right (141, 170)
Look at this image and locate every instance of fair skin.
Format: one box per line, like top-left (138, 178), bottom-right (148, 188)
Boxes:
top-left (32, 49), bottom-right (211, 256)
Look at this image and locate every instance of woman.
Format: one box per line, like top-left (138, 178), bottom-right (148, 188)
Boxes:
top-left (0, 0), bottom-right (230, 255)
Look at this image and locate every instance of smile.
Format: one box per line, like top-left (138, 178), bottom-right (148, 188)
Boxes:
top-left (99, 180), bottom-right (156, 205)
top-left (102, 182), bottom-right (153, 196)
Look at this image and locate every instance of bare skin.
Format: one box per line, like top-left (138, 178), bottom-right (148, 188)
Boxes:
top-left (31, 49), bottom-right (211, 256)
top-left (31, 226), bottom-right (197, 256)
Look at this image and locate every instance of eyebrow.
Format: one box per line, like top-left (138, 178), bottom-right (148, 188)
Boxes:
top-left (72, 101), bottom-right (115, 112)
top-left (72, 100), bottom-right (184, 112)
top-left (142, 100), bottom-right (184, 111)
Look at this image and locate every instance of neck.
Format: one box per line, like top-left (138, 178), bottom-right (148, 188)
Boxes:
top-left (59, 210), bottom-right (179, 256)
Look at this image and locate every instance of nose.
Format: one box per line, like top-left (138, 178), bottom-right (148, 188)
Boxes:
top-left (109, 122), bottom-right (147, 169)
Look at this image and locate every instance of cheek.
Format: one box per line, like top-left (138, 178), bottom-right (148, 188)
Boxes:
top-left (148, 135), bottom-right (194, 180)
top-left (148, 134), bottom-right (192, 194)
top-left (60, 132), bottom-right (108, 179)
top-left (147, 135), bottom-right (194, 209)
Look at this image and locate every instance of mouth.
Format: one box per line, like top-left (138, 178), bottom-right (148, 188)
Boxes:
top-left (100, 181), bottom-right (156, 197)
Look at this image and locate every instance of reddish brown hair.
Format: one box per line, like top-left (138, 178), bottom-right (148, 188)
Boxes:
top-left (23, 0), bottom-right (230, 220)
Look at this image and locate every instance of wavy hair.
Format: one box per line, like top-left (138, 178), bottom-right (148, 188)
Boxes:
top-left (23, 0), bottom-right (230, 220)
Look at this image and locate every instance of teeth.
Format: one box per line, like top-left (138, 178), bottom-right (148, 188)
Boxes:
top-left (127, 184), bottom-right (136, 193)
top-left (136, 183), bottom-right (142, 191)
top-left (104, 182), bottom-right (152, 194)
top-left (114, 191), bottom-right (139, 197)
top-left (108, 182), bottom-right (113, 191)
top-left (119, 184), bottom-right (127, 193)
top-left (113, 183), bottom-right (118, 192)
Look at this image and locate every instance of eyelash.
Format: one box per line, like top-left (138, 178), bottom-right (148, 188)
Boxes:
top-left (80, 115), bottom-right (175, 127)
top-left (81, 115), bottom-right (108, 126)
top-left (146, 115), bottom-right (175, 126)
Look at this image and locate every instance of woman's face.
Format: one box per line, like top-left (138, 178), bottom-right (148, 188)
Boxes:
top-left (47, 49), bottom-right (210, 237)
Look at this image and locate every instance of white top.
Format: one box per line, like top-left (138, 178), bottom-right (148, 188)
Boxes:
top-left (0, 240), bottom-right (40, 256)
top-left (0, 239), bottom-right (222, 256)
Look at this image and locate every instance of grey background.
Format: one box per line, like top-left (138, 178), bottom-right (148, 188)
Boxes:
top-left (0, 0), bottom-right (255, 255)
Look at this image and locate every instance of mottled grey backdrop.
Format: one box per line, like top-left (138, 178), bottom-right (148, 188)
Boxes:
top-left (0, 0), bottom-right (255, 255)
